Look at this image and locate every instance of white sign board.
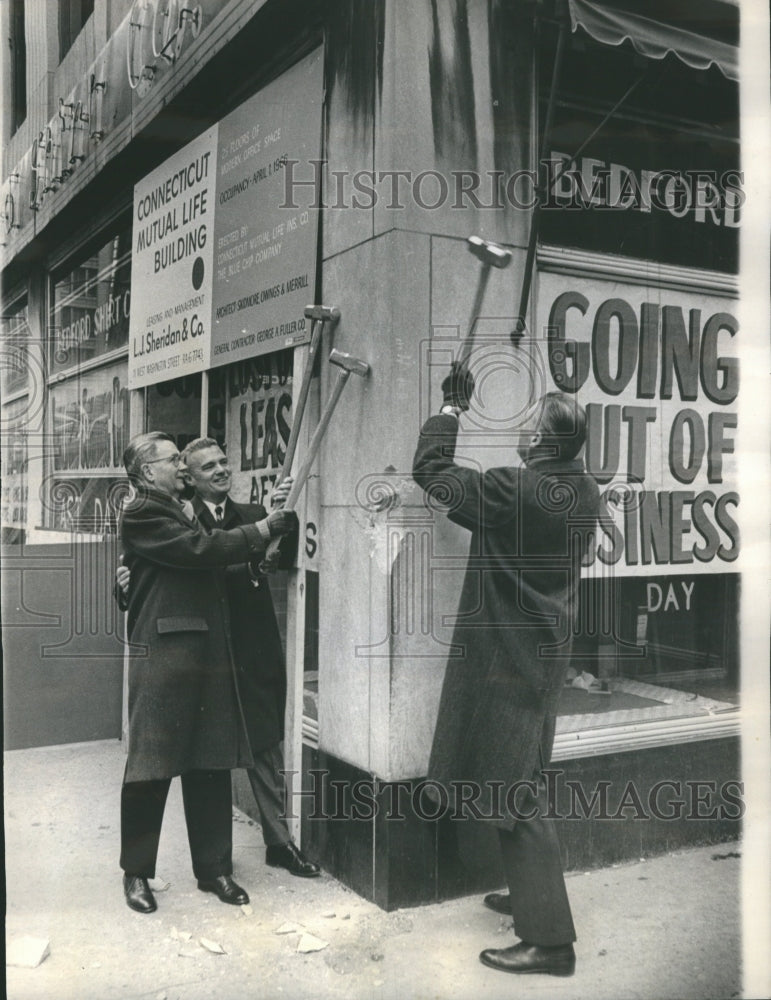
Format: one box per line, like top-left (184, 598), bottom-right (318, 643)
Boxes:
top-left (129, 49), bottom-right (323, 388)
top-left (537, 272), bottom-right (739, 577)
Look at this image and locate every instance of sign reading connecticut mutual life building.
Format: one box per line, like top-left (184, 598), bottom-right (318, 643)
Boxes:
top-left (128, 50), bottom-right (323, 389)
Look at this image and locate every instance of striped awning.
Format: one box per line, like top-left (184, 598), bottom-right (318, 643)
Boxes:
top-left (567, 0), bottom-right (738, 81)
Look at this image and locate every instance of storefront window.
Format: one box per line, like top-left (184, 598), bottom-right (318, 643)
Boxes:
top-left (1, 396), bottom-right (29, 538)
top-left (570, 573), bottom-right (739, 705)
top-left (538, 14), bottom-right (739, 272)
top-left (533, 8), bottom-right (741, 730)
top-left (50, 230), bottom-right (131, 374)
top-left (45, 359), bottom-right (129, 533)
top-left (2, 300), bottom-right (31, 538)
top-left (1, 298), bottom-right (31, 398)
top-left (45, 228), bottom-right (131, 534)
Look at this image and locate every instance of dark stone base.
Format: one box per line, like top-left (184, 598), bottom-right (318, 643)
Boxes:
top-left (295, 739), bottom-right (741, 911)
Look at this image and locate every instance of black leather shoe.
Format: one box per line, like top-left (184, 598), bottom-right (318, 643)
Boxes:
top-left (483, 891), bottom-right (512, 916)
top-left (123, 874), bottom-right (157, 914)
top-left (479, 941), bottom-right (576, 977)
top-left (265, 842), bottom-right (320, 878)
top-left (197, 875), bottom-right (249, 905)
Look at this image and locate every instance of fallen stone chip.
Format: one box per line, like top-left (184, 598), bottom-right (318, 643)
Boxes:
top-left (6, 936), bottom-right (50, 969)
top-left (321, 910), bottom-right (336, 918)
top-left (148, 877), bottom-right (170, 892)
top-left (297, 933), bottom-right (328, 953)
top-left (199, 937), bottom-right (226, 954)
top-left (275, 922), bottom-right (300, 935)
top-left (241, 904), bottom-right (253, 916)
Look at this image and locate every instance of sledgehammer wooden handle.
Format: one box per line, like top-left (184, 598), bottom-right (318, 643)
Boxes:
top-left (262, 349), bottom-right (369, 569)
top-left (458, 236), bottom-right (512, 368)
top-left (278, 304), bottom-right (340, 485)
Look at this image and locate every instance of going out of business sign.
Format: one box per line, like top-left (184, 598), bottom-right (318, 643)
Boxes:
top-left (538, 273), bottom-right (739, 576)
top-left (128, 49), bottom-right (323, 388)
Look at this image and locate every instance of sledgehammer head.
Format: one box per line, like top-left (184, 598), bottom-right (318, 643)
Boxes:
top-left (467, 235), bottom-right (512, 269)
top-left (329, 349), bottom-right (369, 377)
top-left (304, 304), bottom-right (341, 323)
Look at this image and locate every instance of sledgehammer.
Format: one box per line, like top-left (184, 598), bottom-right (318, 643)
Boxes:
top-left (277, 303), bottom-right (341, 485)
top-left (457, 236), bottom-right (512, 367)
top-left (262, 349), bottom-right (370, 569)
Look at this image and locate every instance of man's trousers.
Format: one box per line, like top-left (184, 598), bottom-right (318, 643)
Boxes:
top-left (246, 743), bottom-right (291, 847)
top-left (120, 769), bottom-right (233, 881)
top-left (498, 770), bottom-right (576, 947)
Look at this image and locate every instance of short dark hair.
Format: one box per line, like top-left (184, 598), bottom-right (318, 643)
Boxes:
top-left (122, 431), bottom-right (174, 481)
top-left (180, 437), bottom-right (223, 466)
top-left (536, 392), bottom-right (587, 460)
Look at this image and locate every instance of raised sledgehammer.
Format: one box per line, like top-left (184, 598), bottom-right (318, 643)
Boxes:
top-left (457, 236), bottom-right (512, 367)
top-left (262, 349), bottom-right (370, 568)
top-left (277, 303), bottom-right (341, 485)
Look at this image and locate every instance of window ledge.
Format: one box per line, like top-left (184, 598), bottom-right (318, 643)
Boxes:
top-left (538, 245), bottom-right (739, 297)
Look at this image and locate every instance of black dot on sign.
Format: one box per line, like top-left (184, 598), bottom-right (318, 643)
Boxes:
top-left (192, 256), bottom-right (204, 290)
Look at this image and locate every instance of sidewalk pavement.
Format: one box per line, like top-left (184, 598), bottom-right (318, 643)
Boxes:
top-left (5, 740), bottom-right (744, 1000)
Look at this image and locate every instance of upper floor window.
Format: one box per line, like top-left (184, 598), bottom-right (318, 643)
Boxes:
top-left (59, 0), bottom-right (95, 60)
top-left (9, 0), bottom-right (26, 133)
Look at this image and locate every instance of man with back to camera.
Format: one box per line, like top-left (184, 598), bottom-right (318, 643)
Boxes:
top-left (118, 431), bottom-right (298, 914)
top-left (412, 362), bottom-right (600, 977)
top-left (118, 437), bottom-right (319, 878)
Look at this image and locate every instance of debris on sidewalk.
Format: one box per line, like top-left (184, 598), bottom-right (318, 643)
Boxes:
top-left (148, 877), bottom-right (170, 892)
top-left (199, 937), bottom-right (226, 954)
top-left (6, 935), bottom-right (50, 969)
top-left (275, 921), bottom-right (301, 935)
top-left (296, 933), bottom-right (328, 953)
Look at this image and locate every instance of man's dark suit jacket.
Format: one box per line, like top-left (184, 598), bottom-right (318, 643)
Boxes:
top-left (194, 496), bottom-right (290, 755)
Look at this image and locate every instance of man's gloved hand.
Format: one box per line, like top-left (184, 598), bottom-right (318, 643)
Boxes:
top-left (270, 476), bottom-right (293, 509)
top-left (441, 361), bottom-right (475, 412)
top-left (265, 508), bottom-right (299, 539)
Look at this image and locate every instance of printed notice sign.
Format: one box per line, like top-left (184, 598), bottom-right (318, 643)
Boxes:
top-left (129, 49), bottom-right (322, 387)
top-left (210, 49), bottom-right (323, 366)
top-left (129, 127), bottom-right (217, 387)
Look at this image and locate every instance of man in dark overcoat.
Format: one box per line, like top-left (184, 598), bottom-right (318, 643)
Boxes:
top-left (412, 365), bottom-right (600, 978)
top-left (180, 437), bottom-right (319, 878)
top-left (118, 431), bottom-right (297, 914)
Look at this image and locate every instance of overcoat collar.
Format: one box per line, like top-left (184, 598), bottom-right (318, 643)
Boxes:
top-left (125, 484), bottom-right (191, 519)
top-left (525, 455), bottom-right (587, 476)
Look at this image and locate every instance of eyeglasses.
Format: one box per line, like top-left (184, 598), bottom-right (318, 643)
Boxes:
top-left (144, 453), bottom-right (182, 467)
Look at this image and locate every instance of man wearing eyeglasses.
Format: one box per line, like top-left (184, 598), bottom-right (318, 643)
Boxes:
top-left (118, 437), bottom-right (319, 879)
top-left (118, 431), bottom-right (297, 915)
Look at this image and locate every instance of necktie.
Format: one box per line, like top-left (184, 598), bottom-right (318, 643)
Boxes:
top-left (214, 505), bottom-right (224, 522)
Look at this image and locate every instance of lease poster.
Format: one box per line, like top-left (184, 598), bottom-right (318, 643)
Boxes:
top-left (129, 48), bottom-right (323, 388)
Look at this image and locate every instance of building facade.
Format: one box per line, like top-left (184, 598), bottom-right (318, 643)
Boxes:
top-left (2, 0), bottom-right (743, 908)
